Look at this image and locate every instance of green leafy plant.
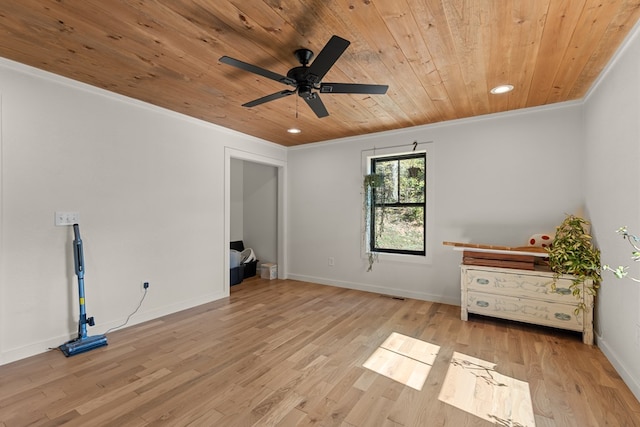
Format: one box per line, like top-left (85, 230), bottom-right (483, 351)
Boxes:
top-left (363, 173), bottom-right (387, 271)
top-left (547, 214), bottom-right (601, 312)
top-left (602, 226), bottom-right (640, 282)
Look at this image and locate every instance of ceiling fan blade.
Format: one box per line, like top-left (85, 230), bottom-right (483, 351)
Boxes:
top-left (304, 35), bottom-right (350, 84)
top-left (219, 56), bottom-right (296, 86)
top-left (319, 83), bottom-right (389, 95)
top-left (303, 93), bottom-right (329, 118)
top-left (242, 90), bottom-right (296, 108)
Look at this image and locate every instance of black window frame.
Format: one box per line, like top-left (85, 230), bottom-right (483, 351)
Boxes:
top-left (369, 152), bottom-right (426, 256)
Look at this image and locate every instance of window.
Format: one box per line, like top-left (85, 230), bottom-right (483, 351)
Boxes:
top-left (368, 152), bottom-right (426, 256)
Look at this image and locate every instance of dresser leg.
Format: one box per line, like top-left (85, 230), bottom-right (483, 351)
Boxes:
top-left (461, 271), bottom-right (468, 321)
top-left (583, 294), bottom-right (594, 345)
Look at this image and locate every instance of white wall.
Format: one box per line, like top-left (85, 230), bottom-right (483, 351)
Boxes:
top-left (230, 158), bottom-right (244, 242)
top-left (0, 59), bottom-right (286, 365)
top-left (584, 22), bottom-right (640, 400)
top-left (287, 104), bottom-right (584, 304)
top-left (243, 162), bottom-right (278, 265)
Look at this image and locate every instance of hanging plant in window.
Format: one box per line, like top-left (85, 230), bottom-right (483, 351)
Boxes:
top-left (407, 166), bottom-right (422, 178)
top-left (363, 173), bottom-right (388, 271)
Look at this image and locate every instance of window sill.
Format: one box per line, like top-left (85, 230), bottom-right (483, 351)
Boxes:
top-left (366, 251), bottom-right (433, 266)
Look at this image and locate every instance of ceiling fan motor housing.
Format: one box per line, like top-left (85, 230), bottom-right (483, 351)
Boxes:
top-left (287, 64), bottom-right (316, 99)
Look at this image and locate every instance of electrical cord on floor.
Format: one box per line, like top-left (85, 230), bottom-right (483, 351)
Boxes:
top-left (104, 287), bottom-right (148, 335)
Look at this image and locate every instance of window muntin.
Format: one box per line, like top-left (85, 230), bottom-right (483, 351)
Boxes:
top-left (370, 153), bottom-right (426, 256)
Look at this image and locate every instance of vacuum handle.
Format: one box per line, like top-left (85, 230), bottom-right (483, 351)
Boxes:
top-left (73, 224), bottom-right (84, 277)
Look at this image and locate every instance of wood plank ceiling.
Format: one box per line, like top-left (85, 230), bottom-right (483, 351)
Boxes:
top-left (0, 1), bottom-right (639, 146)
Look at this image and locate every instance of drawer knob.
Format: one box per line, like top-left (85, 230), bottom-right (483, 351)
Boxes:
top-left (476, 301), bottom-right (489, 307)
top-left (476, 278), bottom-right (490, 285)
top-left (555, 288), bottom-right (571, 295)
top-left (554, 313), bottom-right (572, 321)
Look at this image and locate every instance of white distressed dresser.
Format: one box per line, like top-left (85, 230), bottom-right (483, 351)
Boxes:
top-left (460, 265), bottom-right (594, 345)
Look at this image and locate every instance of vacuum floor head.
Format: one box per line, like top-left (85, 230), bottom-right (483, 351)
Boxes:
top-left (59, 334), bottom-right (108, 357)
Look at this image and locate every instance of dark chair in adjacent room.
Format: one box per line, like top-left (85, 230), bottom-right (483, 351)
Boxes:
top-left (230, 240), bottom-right (259, 286)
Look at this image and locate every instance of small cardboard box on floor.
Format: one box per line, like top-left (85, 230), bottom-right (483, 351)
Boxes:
top-left (261, 263), bottom-right (277, 280)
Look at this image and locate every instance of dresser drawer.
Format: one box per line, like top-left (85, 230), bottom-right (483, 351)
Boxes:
top-left (462, 267), bottom-right (578, 303)
top-left (467, 291), bottom-right (583, 331)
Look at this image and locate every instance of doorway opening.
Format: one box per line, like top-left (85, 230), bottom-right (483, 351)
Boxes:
top-left (224, 148), bottom-right (287, 294)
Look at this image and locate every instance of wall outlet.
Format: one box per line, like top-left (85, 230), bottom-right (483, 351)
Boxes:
top-left (328, 257), bottom-right (335, 267)
top-left (143, 282), bottom-right (150, 289)
top-left (55, 211), bottom-right (80, 226)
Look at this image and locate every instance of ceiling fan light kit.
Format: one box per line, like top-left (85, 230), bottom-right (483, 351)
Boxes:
top-left (220, 35), bottom-right (389, 119)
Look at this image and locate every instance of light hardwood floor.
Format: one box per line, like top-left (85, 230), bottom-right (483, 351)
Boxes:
top-left (1, 278), bottom-right (639, 426)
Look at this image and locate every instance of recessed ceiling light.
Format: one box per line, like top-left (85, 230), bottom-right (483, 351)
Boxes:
top-left (287, 127), bottom-right (301, 134)
top-left (490, 84), bottom-right (514, 94)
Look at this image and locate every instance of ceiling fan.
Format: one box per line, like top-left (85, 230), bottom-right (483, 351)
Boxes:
top-left (219, 35), bottom-right (388, 118)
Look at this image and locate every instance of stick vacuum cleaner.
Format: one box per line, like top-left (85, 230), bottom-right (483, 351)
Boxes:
top-left (59, 224), bottom-right (108, 356)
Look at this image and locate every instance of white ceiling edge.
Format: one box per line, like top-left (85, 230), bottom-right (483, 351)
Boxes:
top-left (584, 18), bottom-right (640, 103)
top-left (0, 56), bottom-right (287, 153)
top-left (288, 99), bottom-right (584, 152)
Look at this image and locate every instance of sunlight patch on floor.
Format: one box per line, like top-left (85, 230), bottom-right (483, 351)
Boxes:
top-left (363, 332), bottom-right (440, 391)
top-left (438, 352), bottom-right (535, 426)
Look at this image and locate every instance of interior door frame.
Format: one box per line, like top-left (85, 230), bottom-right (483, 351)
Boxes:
top-left (224, 147), bottom-right (287, 294)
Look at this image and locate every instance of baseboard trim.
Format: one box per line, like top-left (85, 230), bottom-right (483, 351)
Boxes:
top-left (286, 274), bottom-right (459, 306)
top-left (0, 290), bottom-right (228, 366)
top-left (596, 331), bottom-right (640, 402)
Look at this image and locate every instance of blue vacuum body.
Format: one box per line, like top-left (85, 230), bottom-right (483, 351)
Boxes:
top-left (59, 334), bottom-right (108, 357)
top-left (59, 224), bottom-right (108, 357)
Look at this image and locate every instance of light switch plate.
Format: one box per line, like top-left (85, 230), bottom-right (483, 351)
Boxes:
top-left (55, 211), bottom-right (80, 226)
